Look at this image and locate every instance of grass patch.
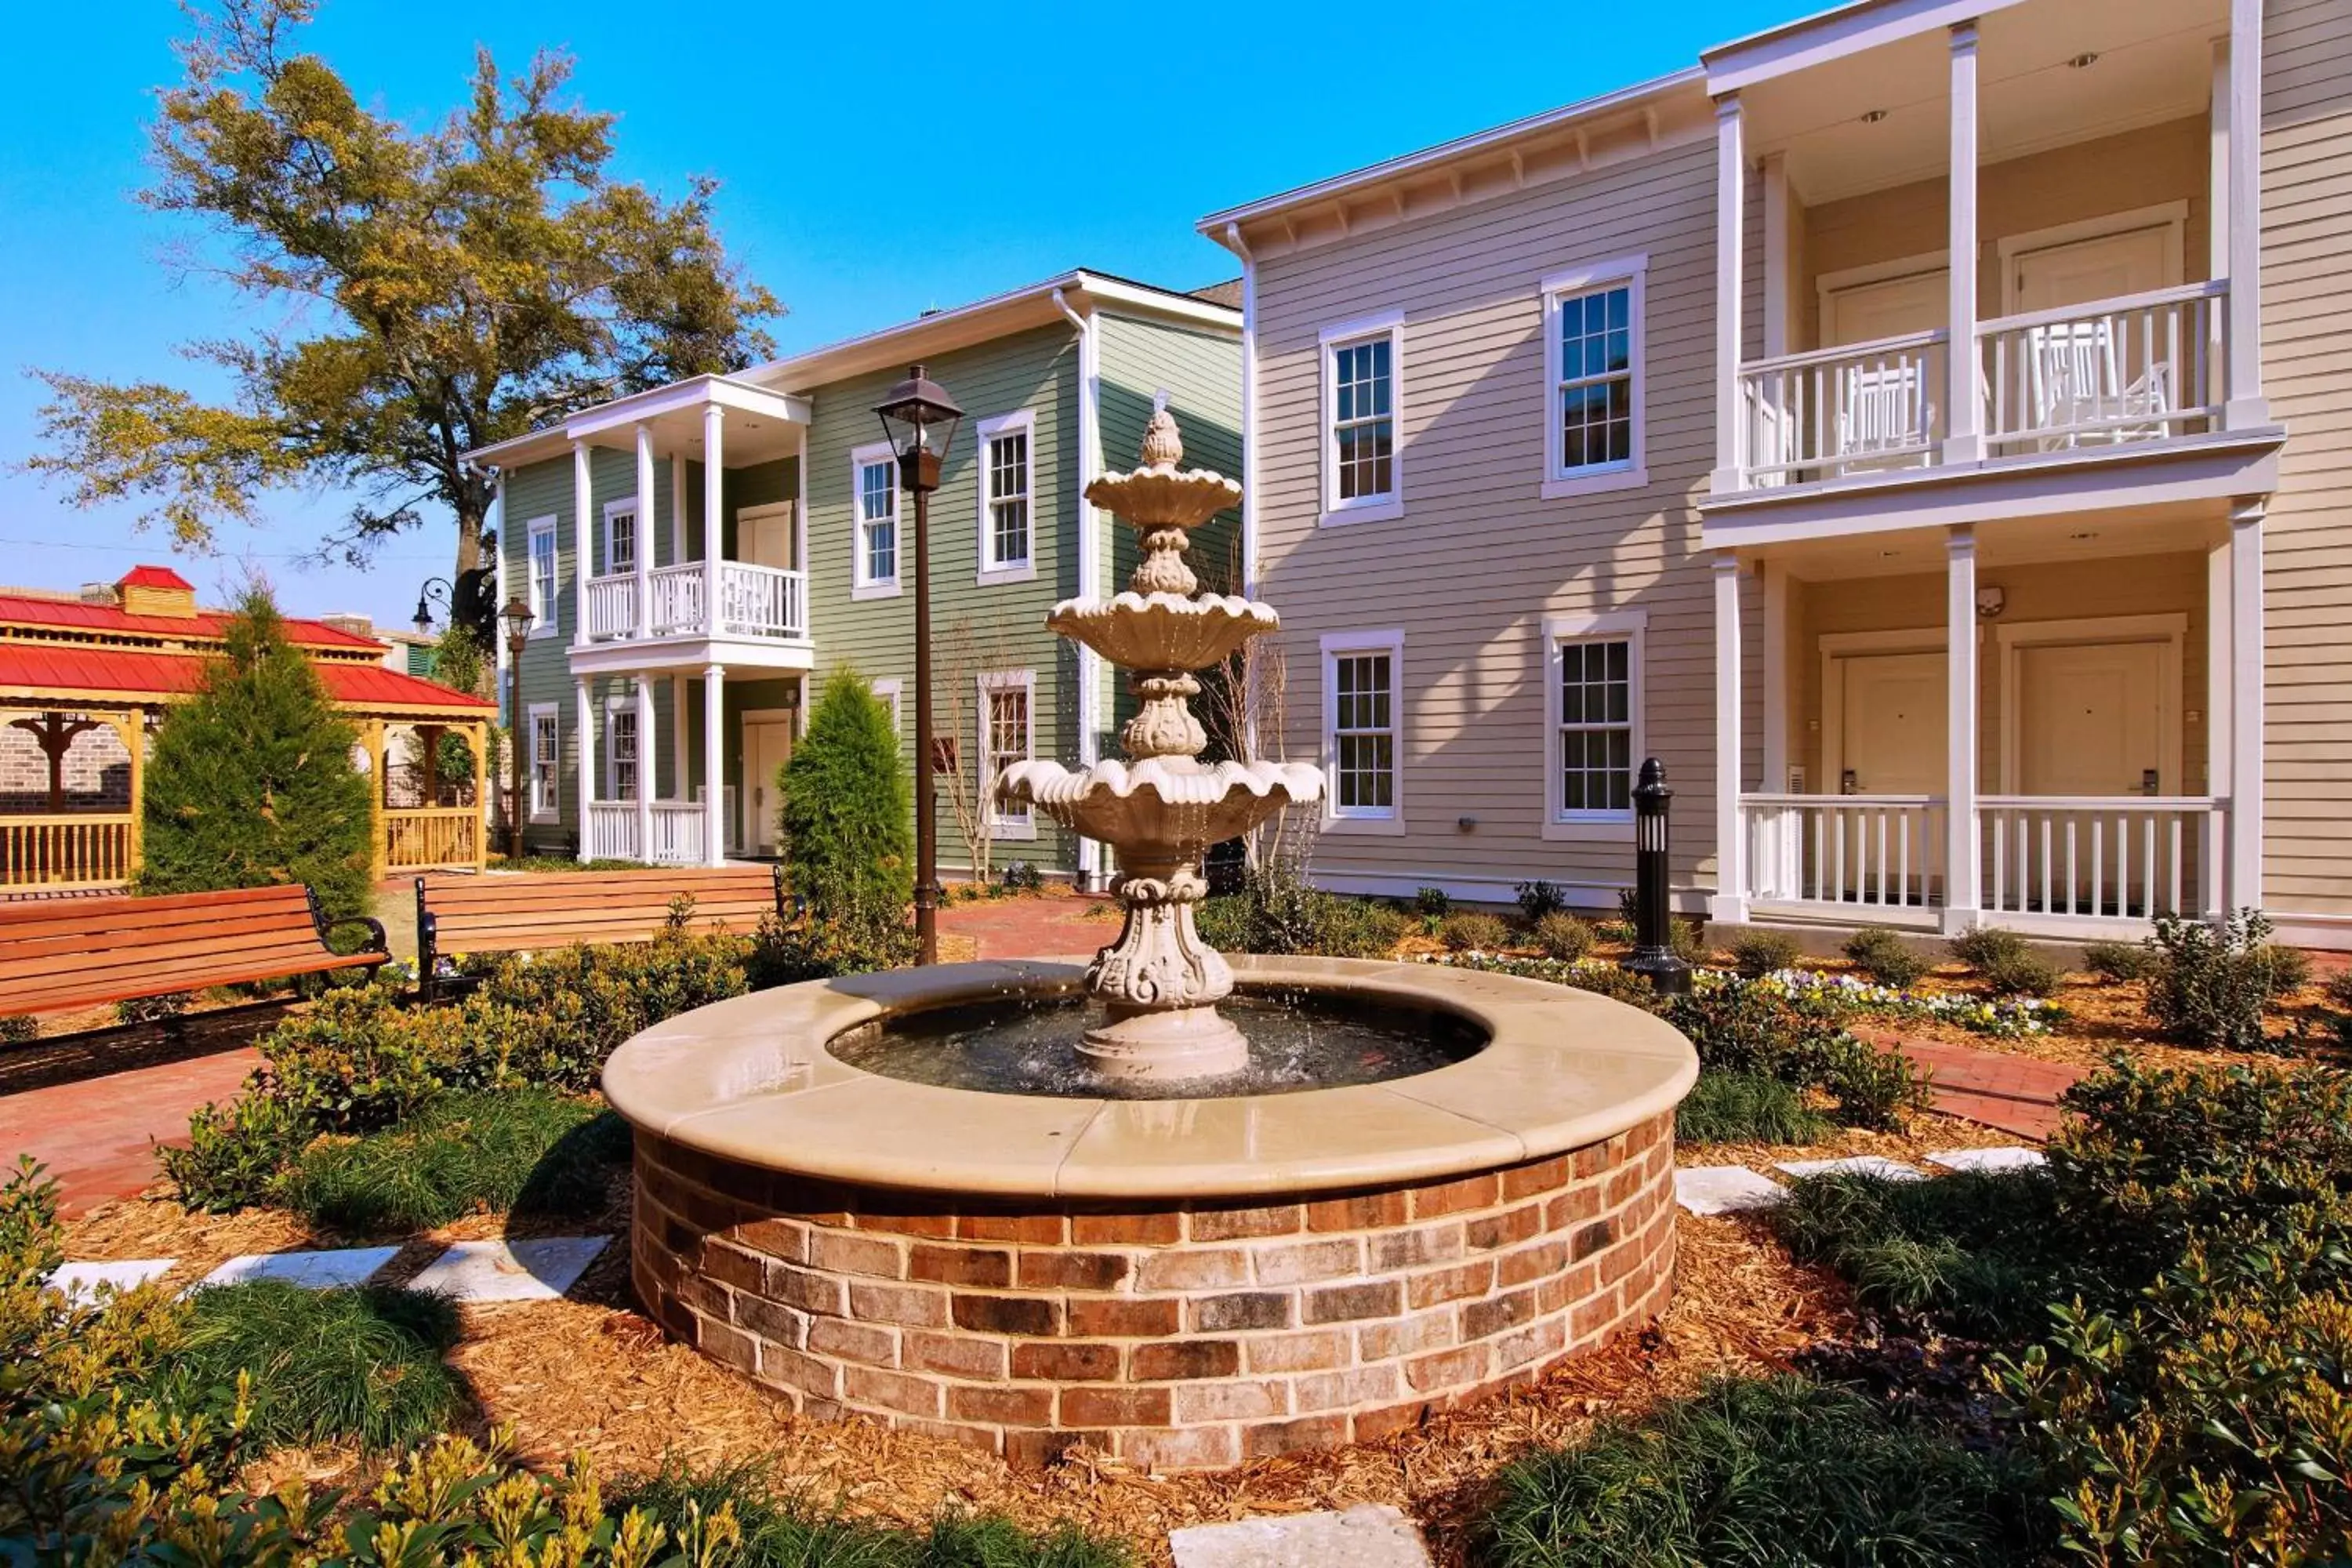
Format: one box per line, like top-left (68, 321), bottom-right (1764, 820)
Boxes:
top-left (615, 1461), bottom-right (1134, 1566)
top-left (281, 1088), bottom-right (629, 1231)
top-left (1770, 1170), bottom-right (2080, 1339)
top-left (1475, 1374), bottom-right (2040, 1567)
top-left (1675, 1071), bottom-right (1831, 1145)
top-left (154, 1279), bottom-right (465, 1450)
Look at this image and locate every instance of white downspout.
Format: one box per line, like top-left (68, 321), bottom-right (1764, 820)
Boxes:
top-left (1221, 223), bottom-right (1263, 768)
top-left (1052, 285), bottom-right (1105, 892)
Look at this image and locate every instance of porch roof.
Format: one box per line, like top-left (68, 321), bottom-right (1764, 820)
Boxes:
top-left (0, 644), bottom-right (494, 720)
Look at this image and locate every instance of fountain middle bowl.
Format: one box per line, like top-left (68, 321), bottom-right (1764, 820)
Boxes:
top-left (605, 956), bottom-right (1698, 1471)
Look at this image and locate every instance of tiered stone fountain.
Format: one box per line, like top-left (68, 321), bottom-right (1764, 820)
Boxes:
top-left (604, 410), bottom-right (1697, 1472)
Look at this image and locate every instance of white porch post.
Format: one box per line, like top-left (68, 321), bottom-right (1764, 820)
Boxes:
top-left (702, 664), bottom-right (726, 866)
top-left (1760, 560), bottom-right (1789, 793)
top-left (1761, 154), bottom-right (1789, 360)
top-left (2224, 0), bottom-right (2268, 427)
top-left (2227, 498), bottom-right (2265, 912)
top-left (1711, 95), bottom-right (1746, 496)
top-left (574, 675), bottom-right (594, 862)
top-left (633, 422), bottom-right (656, 639)
top-left (702, 403), bottom-right (725, 637)
top-left (571, 441), bottom-right (592, 648)
top-left (1711, 553), bottom-right (1749, 923)
top-left (1944, 21), bottom-right (1983, 465)
top-left (1943, 528), bottom-right (1981, 933)
top-left (633, 673), bottom-right (655, 863)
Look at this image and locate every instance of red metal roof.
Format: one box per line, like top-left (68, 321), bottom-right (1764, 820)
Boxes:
top-left (117, 564), bottom-right (195, 590)
top-left (0, 592), bottom-right (384, 651)
top-left (0, 644), bottom-right (493, 713)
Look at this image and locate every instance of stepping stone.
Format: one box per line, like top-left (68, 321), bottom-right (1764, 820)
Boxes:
top-left (1674, 1166), bottom-right (1788, 1215)
top-left (407, 1236), bottom-right (608, 1303)
top-left (198, 1246), bottom-right (401, 1291)
top-left (1171, 1504), bottom-right (1432, 1568)
top-left (47, 1259), bottom-right (175, 1305)
top-left (1923, 1146), bottom-right (2047, 1174)
top-left (1774, 1155), bottom-right (1924, 1181)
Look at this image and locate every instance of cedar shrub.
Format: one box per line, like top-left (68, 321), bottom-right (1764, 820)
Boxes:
top-left (782, 668), bottom-right (913, 923)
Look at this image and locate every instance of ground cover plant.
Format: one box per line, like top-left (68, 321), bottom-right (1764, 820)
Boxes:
top-left (1842, 925), bottom-right (1930, 989)
top-left (279, 1088), bottom-right (629, 1230)
top-left (1194, 861), bottom-right (1410, 959)
top-left (1672, 1070), bottom-right (1830, 1145)
top-left (1532, 912), bottom-right (1594, 961)
top-left (1729, 930), bottom-right (1801, 979)
top-left (1441, 911), bottom-right (1513, 953)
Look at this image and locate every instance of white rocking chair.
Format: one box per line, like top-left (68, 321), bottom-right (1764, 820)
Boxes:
top-left (1835, 362), bottom-right (1935, 472)
top-left (2025, 320), bottom-right (2174, 449)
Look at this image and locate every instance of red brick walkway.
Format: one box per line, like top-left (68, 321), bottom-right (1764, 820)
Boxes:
top-left (1853, 1026), bottom-right (2086, 1139)
top-left (0, 1047), bottom-right (260, 1216)
top-left (938, 893), bottom-right (1116, 960)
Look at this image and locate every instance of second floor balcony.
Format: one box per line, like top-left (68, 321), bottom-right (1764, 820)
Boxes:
top-left (583, 558), bottom-right (808, 644)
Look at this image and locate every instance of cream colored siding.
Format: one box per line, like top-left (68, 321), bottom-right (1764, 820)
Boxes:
top-left (1254, 133), bottom-right (1741, 907)
top-left (2260, 0), bottom-right (2352, 923)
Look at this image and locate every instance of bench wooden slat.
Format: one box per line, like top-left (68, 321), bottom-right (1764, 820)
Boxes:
top-left (6, 952), bottom-right (381, 1017)
top-left (0, 887), bottom-right (317, 945)
top-left (414, 866), bottom-right (783, 997)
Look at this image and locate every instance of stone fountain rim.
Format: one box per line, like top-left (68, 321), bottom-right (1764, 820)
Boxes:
top-left (601, 956), bottom-right (1697, 1202)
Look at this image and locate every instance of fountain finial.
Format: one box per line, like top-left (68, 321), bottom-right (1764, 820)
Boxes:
top-left (1140, 390), bottom-right (1184, 471)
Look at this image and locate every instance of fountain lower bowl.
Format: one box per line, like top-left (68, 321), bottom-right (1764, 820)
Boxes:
top-left (604, 956), bottom-right (1697, 1471)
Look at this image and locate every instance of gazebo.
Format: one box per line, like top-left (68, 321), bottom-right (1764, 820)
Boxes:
top-left (0, 567), bottom-right (495, 894)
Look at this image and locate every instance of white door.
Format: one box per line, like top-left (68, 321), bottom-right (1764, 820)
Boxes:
top-left (2016, 641), bottom-right (2167, 797)
top-left (1823, 267), bottom-right (1947, 347)
top-left (742, 720), bottom-right (794, 857)
top-left (740, 507), bottom-right (793, 569)
top-left (2006, 227), bottom-right (2173, 315)
top-left (1838, 652), bottom-right (1947, 793)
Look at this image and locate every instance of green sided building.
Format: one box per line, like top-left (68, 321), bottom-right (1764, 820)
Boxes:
top-left (464, 270), bottom-right (1242, 888)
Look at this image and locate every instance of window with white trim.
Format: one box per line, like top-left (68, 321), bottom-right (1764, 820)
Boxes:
top-left (606, 706), bottom-right (639, 802)
top-left (976, 411), bottom-right (1034, 580)
top-left (604, 499), bottom-right (637, 576)
top-left (978, 670), bottom-right (1035, 837)
top-left (869, 678), bottom-right (903, 742)
top-left (851, 443), bottom-right (899, 597)
top-left (525, 516), bottom-right (558, 630)
top-left (527, 704), bottom-right (559, 821)
top-left (1319, 312), bottom-right (1404, 522)
top-left (1322, 632), bottom-right (1403, 828)
top-left (1542, 257), bottom-right (1647, 496)
top-left (1544, 612), bottom-right (1646, 833)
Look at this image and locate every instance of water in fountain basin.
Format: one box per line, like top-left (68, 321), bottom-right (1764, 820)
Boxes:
top-left (830, 987), bottom-right (1486, 1101)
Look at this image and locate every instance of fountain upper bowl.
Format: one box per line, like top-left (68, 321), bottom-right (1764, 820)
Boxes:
top-left (1000, 757), bottom-right (1321, 851)
top-left (1046, 593), bottom-right (1277, 671)
top-left (1083, 466), bottom-right (1241, 530)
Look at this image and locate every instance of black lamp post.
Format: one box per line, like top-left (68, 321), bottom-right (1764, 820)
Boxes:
top-left (500, 594), bottom-right (535, 862)
top-left (412, 577), bottom-right (455, 637)
top-left (1623, 757), bottom-right (1692, 996)
top-left (873, 365), bottom-right (964, 966)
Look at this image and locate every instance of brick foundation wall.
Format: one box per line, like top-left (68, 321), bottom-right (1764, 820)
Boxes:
top-left (632, 1111), bottom-right (1676, 1470)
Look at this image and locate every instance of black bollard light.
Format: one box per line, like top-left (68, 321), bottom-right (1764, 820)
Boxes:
top-left (1623, 757), bottom-right (1692, 996)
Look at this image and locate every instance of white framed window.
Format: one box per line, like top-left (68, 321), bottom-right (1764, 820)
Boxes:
top-left (527, 703), bottom-right (559, 822)
top-left (851, 441), bottom-right (901, 599)
top-left (869, 677), bottom-right (903, 742)
top-left (1541, 256), bottom-right (1647, 498)
top-left (977, 670), bottom-right (1035, 838)
top-left (1320, 630), bottom-right (1404, 833)
top-left (1543, 611), bottom-right (1646, 840)
top-left (524, 516), bottom-right (558, 633)
top-left (975, 410), bottom-right (1036, 583)
top-left (605, 702), bottom-right (640, 802)
top-left (603, 497), bottom-right (638, 577)
top-left (1319, 310), bottom-right (1405, 524)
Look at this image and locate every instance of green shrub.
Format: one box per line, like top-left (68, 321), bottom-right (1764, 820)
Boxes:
top-left (1441, 911), bottom-right (1513, 953)
top-left (1560, 963), bottom-right (1668, 1008)
top-left (1947, 926), bottom-right (2028, 971)
top-left (1674, 1072), bottom-right (1830, 1145)
top-left (0, 1015), bottom-right (36, 1044)
top-left (2325, 970), bottom-right (2352, 1013)
top-left (280, 1089), bottom-right (626, 1232)
top-left (2082, 938), bottom-right (2156, 982)
top-left (782, 668), bottom-right (914, 924)
top-left (1414, 886), bottom-right (1450, 917)
top-left (1815, 1032), bottom-right (1933, 1129)
top-left (1196, 865), bottom-right (1406, 959)
top-left (746, 908), bottom-right (919, 986)
top-left (1843, 925), bottom-right (1929, 988)
top-left (1515, 880), bottom-right (1569, 921)
top-left (1475, 1374), bottom-right (2041, 1567)
top-left (1532, 912), bottom-right (1594, 961)
top-left (1000, 859), bottom-right (1044, 891)
top-left (1664, 984), bottom-right (1926, 1131)
top-left (1730, 931), bottom-right (1802, 979)
top-left (1978, 948), bottom-right (2063, 998)
top-left (116, 990), bottom-right (194, 1026)
top-left (1669, 918), bottom-right (1711, 965)
top-left (157, 1280), bottom-right (464, 1450)
top-left (2144, 909), bottom-right (2303, 1051)
top-left (136, 590), bottom-right (374, 933)
top-left (162, 1090), bottom-right (310, 1210)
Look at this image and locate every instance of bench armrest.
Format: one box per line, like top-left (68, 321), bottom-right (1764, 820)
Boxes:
top-left (326, 914), bottom-right (391, 957)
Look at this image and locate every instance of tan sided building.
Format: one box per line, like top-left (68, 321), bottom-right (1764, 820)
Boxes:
top-left (1203, 0), bottom-right (2352, 948)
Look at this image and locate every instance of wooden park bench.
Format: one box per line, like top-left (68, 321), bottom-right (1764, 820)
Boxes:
top-left (414, 865), bottom-right (786, 1003)
top-left (0, 885), bottom-right (390, 1022)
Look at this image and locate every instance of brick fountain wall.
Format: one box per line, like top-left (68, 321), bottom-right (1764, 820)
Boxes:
top-left (632, 1110), bottom-right (1676, 1471)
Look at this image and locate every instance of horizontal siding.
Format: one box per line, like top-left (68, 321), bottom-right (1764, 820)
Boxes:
top-left (2261, 0), bottom-right (2352, 920)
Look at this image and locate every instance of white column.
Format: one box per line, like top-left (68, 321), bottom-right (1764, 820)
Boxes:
top-left (2210, 36), bottom-right (2232, 281)
top-left (1760, 560), bottom-right (1790, 793)
top-left (1711, 94), bottom-right (1746, 496)
top-left (571, 441), bottom-right (593, 648)
top-left (702, 663), bottom-right (726, 866)
top-left (2224, 0), bottom-right (2268, 427)
top-left (2227, 498), bottom-right (2265, 912)
top-left (1945, 21), bottom-right (1983, 465)
top-left (1943, 528), bottom-right (1981, 933)
top-left (1761, 153), bottom-right (1790, 360)
top-left (702, 403), bottom-right (725, 638)
top-left (574, 676), bottom-right (595, 862)
top-left (1711, 553), bottom-right (1749, 923)
top-left (633, 673), bottom-right (655, 863)
top-left (633, 422), bottom-right (656, 639)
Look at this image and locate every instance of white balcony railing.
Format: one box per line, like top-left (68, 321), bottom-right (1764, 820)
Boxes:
top-left (1980, 796), bottom-right (2223, 925)
top-left (1738, 332), bottom-right (1948, 487)
top-left (648, 563), bottom-right (706, 637)
top-left (583, 800), bottom-right (637, 860)
top-left (648, 802), bottom-right (706, 865)
top-left (1979, 281), bottom-right (2227, 456)
top-left (717, 561), bottom-right (806, 639)
top-left (1742, 793), bottom-right (1947, 920)
top-left (585, 574), bottom-right (637, 641)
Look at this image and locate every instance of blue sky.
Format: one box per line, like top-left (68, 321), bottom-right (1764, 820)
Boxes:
top-left (0, 0), bottom-right (1784, 633)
